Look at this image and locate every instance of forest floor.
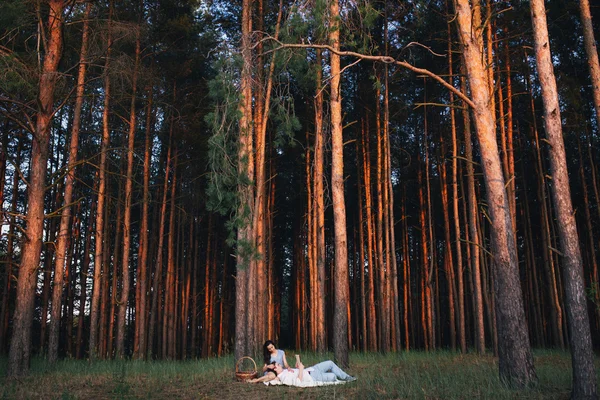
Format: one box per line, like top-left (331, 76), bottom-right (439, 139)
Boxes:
top-left (0, 350), bottom-right (599, 399)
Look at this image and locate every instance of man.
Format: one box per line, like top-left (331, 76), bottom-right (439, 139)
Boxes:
top-left (272, 359), bottom-right (357, 387)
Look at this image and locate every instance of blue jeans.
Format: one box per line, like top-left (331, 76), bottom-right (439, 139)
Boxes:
top-left (309, 360), bottom-right (351, 382)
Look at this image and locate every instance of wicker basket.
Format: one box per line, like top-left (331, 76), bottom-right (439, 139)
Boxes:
top-left (235, 356), bottom-right (258, 382)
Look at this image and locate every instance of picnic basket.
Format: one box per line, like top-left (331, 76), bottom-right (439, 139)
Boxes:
top-left (235, 356), bottom-right (258, 381)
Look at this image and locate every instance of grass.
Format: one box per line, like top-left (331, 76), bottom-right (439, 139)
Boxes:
top-left (0, 350), bottom-right (598, 399)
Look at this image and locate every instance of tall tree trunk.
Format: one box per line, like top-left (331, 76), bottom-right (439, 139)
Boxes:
top-left (527, 56), bottom-right (564, 347)
top-left (329, 0), bottom-right (350, 368)
top-left (203, 215), bottom-right (213, 358)
top-left (108, 186), bottom-right (124, 359)
top-left (147, 129), bottom-right (172, 359)
top-left (98, 200), bottom-right (111, 358)
top-left (314, 49), bottom-right (327, 353)
top-left (530, 1), bottom-right (598, 396)
top-left (362, 120), bottom-right (377, 352)
top-left (504, 42), bottom-right (516, 232)
top-left (357, 143), bottom-right (367, 351)
top-left (39, 190), bottom-right (58, 354)
top-left (375, 83), bottom-right (388, 352)
top-left (8, 0), bottom-right (65, 377)
top-left (449, 50), bottom-right (465, 354)
top-left (418, 161), bottom-right (431, 351)
top-left (116, 24), bottom-right (140, 358)
top-left (164, 150), bottom-right (178, 359)
top-left (48, 2), bottom-right (91, 363)
top-left (578, 137), bottom-right (599, 327)
top-left (454, 0), bottom-right (536, 386)
top-left (235, 0), bottom-right (254, 362)
top-left (439, 137), bottom-right (456, 351)
top-left (89, 2), bottom-right (113, 359)
top-left (77, 197), bottom-right (94, 359)
top-left (401, 188), bottom-right (410, 350)
top-left (135, 86), bottom-right (153, 360)
top-left (461, 67), bottom-right (484, 354)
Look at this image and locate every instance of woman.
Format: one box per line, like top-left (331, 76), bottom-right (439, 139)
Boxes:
top-left (247, 340), bottom-right (290, 383)
top-left (262, 340), bottom-right (290, 372)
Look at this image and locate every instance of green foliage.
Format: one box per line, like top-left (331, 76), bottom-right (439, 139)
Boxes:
top-left (205, 53), bottom-right (255, 258)
top-left (271, 95), bottom-right (301, 149)
top-left (0, 55), bottom-right (37, 99)
top-left (585, 283), bottom-right (600, 312)
top-left (0, 0), bottom-right (28, 31)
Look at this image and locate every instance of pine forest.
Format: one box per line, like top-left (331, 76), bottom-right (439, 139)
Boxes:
top-left (0, 0), bottom-right (599, 397)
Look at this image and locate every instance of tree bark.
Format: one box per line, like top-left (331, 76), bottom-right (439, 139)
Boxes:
top-left (8, 0), bottom-right (65, 377)
top-left (460, 67), bottom-right (484, 354)
top-left (47, 1), bottom-right (91, 363)
top-left (235, 0), bottom-right (254, 362)
top-left (530, 0), bottom-right (598, 396)
top-left (330, 0), bottom-right (350, 368)
top-left (454, 0), bottom-right (536, 386)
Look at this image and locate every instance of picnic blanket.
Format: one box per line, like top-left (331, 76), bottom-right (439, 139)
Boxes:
top-left (264, 379), bottom-right (346, 387)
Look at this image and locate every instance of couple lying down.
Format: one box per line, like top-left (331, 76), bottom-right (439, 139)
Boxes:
top-left (248, 355), bottom-right (357, 387)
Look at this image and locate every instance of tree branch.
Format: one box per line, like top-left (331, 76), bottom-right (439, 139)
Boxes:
top-left (259, 36), bottom-right (476, 109)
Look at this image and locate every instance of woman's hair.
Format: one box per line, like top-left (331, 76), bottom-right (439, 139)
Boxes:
top-left (263, 340), bottom-right (276, 364)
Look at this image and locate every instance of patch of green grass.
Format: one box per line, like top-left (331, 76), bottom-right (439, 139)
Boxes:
top-left (0, 350), bottom-right (597, 399)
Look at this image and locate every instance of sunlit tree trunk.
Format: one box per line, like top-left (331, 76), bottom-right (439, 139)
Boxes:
top-left (451, 107), bottom-right (465, 352)
top-left (401, 188), bottom-right (410, 351)
top-left (439, 137), bottom-right (456, 351)
top-left (357, 140), bottom-right (367, 351)
top-left (504, 42), bottom-right (516, 232)
top-left (418, 161), bottom-right (430, 350)
top-left (164, 150), bottom-right (178, 359)
top-left (8, 0), bottom-right (65, 376)
top-left (460, 66), bottom-right (484, 354)
top-left (314, 49), bottom-right (327, 353)
top-left (530, 1), bottom-right (598, 396)
top-left (329, 0), bottom-right (350, 368)
top-left (375, 83), bottom-right (388, 352)
top-left (362, 120), bottom-right (377, 352)
top-left (47, 2), bottom-right (91, 363)
top-left (454, 0), bottom-right (536, 386)
top-left (235, 0), bottom-right (254, 362)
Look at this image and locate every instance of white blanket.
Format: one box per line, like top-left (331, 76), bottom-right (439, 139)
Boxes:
top-left (264, 379), bottom-right (346, 387)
